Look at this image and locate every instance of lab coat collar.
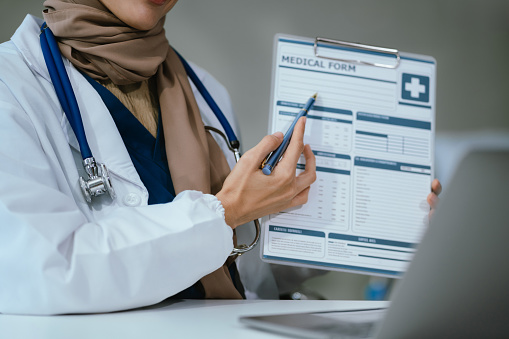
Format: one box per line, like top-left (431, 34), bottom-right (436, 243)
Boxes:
top-left (11, 15), bottom-right (147, 190)
top-left (11, 15), bottom-right (78, 152)
top-left (11, 15), bottom-right (52, 83)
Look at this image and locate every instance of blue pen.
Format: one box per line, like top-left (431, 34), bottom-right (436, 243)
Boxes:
top-left (262, 93), bottom-right (317, 175)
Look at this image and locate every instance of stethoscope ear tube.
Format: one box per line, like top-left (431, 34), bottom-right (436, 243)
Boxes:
top-left (174, 49), bottom-right (240, 150)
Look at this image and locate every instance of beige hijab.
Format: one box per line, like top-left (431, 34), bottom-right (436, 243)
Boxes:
top-left (43, 0), bottom-right (242, 299)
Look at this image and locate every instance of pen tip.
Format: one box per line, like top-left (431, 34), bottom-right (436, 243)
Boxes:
top-left (312, 93), bottom-right (317, 99)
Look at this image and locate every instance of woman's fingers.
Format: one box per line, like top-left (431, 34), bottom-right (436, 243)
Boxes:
top-left (239, 131), bottom-right (283, 171)
top-left (277, 117), bottom-right (306, 172)
top-left (428, 179), bottom-right (442, 214)
top-left (295, 144), bottom-right (316, 189)
top-left (216, 117), bottom-right (316, 228)
top-left (431, 178), bottom-right (442, 196)
top-left (427, 192), bottom-right (439, 210)
top-left (290, 186), bottom-right (311, 207)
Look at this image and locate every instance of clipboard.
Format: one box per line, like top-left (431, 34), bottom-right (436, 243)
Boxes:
top-left (260, 34), bottom-right (436, 278)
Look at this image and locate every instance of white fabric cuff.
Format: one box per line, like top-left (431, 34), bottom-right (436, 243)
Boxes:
top-left (174, 190), bottom-right (226, 221)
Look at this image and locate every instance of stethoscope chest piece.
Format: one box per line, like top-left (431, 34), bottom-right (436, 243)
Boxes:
top-left (79, 157), bottom-right (116, 203)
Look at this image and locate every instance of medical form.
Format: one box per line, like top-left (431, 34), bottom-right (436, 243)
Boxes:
top-left (260, 35), bottom-right (436, 277)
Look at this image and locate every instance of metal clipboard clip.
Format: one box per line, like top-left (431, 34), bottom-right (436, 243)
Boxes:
top-left (314, 37), bottom-right (400, 69)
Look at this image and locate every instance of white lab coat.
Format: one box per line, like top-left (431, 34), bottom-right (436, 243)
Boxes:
top-left (0, 15), bottom-right (279, 315)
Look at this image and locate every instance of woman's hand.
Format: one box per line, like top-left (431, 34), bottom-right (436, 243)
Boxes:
top-left (427, 178), bottom-right (442, 219)
top-left (216, 117), bottom-right (316, 229)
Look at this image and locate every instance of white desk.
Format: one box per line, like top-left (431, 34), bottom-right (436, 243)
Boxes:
top-left (0, 299), bottom-right (388, 339)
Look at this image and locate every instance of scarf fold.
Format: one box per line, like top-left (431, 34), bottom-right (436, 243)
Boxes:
top-left (43, 0), bottom-right (242, 299)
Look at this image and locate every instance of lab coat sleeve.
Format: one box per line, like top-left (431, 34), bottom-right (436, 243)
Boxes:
top-left (0, 81), bottom-right (234, 315)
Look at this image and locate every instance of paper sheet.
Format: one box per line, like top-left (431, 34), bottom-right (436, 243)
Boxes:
top-left (261, 35), bottom-right (436, 277)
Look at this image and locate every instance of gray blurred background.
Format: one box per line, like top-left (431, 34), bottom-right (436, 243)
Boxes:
top-left (2, 0), bottom-right (509, 300)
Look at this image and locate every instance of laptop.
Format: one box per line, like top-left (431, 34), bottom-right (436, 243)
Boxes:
top-left (240, 149), bottom-right (509, 338)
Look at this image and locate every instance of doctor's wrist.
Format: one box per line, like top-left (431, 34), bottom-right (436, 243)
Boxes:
top-left (215, 191), bottom-right (240, 229)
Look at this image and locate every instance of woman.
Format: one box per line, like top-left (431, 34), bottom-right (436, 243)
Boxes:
top-left (0, 0), bottom-right (440, 315)
top-left (0, 0), bottom-right (318, 315)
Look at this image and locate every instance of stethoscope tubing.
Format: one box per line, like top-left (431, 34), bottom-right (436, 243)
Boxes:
top-left (40, 24), bottom-right (93, 159)
top-left (175, 49), bottom-right (239, 149)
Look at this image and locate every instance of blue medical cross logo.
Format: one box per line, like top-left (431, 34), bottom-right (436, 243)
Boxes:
top-left (401, 73), bottom-right (429, 103)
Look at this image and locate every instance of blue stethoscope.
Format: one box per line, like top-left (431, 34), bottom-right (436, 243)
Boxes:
top-left (39, 23), bottom-right (259, 255)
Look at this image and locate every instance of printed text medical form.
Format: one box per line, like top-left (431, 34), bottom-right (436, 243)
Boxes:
top-left (261, 35), bottom-right (436, 277)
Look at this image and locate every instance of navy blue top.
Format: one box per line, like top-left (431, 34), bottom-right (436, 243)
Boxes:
top-left (83, 74), bottom-right (176, 205)
top-left (83, 73), bottom-right (244, 299)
